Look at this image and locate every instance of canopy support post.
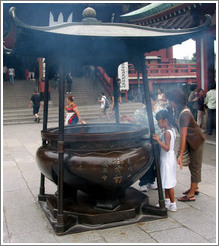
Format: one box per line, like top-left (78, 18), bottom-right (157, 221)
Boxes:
top-left (56, 62), bottom-right (65, 233)
top-left (112, 74), bottom-right (120, 123)
top-left (42, 60), bottom-right (49, 133)
top-left (39, 59), bottom-right (49, 198)
top-left (140, 54), bottom-right (165, 209)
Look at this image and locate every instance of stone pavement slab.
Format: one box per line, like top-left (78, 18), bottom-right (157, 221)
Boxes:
top-left (149, 227), bottom-right (210, 243)
top-left (2, 123), bottom-right (217, 244)
top-left (98, 224), bottom-right (157, 243)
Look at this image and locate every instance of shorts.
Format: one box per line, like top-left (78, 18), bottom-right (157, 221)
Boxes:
top-left (101, 107), bottom-right (107, 114)
top-left (189, 142), bottom-right (204, 183)
top-left (33, 106), bottom-right (40, 115)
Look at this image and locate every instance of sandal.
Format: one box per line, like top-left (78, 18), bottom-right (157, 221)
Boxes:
top-left (183, 188), bottom-right (200, 195)
top-left (178, 195), bottom-right (196, 202)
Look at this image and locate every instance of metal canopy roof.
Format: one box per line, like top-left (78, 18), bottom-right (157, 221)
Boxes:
top-left (4, 6), bottom-right (211, 75)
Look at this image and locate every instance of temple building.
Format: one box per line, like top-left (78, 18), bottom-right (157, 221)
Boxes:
top-left (121, 3), bottom-right (216, 93)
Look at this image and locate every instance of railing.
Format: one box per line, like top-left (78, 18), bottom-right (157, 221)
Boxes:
top-left (96, 62), bottom-right (196, 97)
top-left (95, 67), bottom-right (111, 95)
top-left (129, 63), bottom-right (196, 77)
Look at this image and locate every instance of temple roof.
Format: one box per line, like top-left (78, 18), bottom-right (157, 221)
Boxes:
top-left (121, 3), bottom-right (216, 30)
top-left (121, 3), bottom-right (180, 22)
top-left (4, 6), bottom-right (211, 75)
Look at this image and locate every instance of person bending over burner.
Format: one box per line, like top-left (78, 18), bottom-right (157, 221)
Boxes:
top-left (166, 89), bottom-right (205, 202)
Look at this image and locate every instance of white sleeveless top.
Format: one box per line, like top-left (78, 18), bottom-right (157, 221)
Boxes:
top-left (159, 128), bottom-right (177, 189)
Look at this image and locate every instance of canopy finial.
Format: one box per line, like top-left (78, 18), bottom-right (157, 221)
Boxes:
top-left (82, 7), bottom-right (96, 18)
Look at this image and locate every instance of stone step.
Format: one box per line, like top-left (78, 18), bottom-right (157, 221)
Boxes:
top-left (3, 103), bottom-right (143, 125)
top-left (3, 102), bottom-right (142, 114)
top-left (4, 108), bottom-right (139, 120)
top-left (3, 117), bottom-right (122, 126)
top-left (3, 76), bottom-right (109, 109)
top-left (3, 77), bottom-right (143, 125)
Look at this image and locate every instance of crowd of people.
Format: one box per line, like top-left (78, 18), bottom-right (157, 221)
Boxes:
top-left (187, 84), bottom-right (216, 135)
top-left (119, 85), bottom-right (215, 212)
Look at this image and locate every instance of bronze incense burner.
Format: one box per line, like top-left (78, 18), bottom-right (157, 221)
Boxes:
top-left (37, 123), bottom-right (153, 209)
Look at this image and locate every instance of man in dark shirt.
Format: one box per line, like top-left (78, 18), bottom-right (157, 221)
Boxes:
top-left (197, 89), bottom-right (206, 130)
top-left (29, 88), bottom-right (41, 123)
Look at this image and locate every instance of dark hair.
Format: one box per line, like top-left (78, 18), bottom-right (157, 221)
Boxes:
top-left (190, 84), bottom-right (197, 91)
top-left (209, 83), bottom-right (216, 90)
top-left (155, 110), bottom-right (170, 122)
top-left (198, 89), bottom-right (204, 93)
top-left (67, 95), bottom-right (74, 102)
top-left (33, 87), bottom-right (38, 93)
top-left (101, 92), bottom-right (105, 96)
top-left (158, 88), bottom-right (163, 93)
top-left (166, 89), bottom-right (187, 107)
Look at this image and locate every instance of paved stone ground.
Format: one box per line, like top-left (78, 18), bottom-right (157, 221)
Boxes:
top-left (2, 122), bottom-right (217, 244)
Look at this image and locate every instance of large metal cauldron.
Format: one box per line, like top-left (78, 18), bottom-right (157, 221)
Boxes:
top-left (36, 123), bottom-right (153, 209)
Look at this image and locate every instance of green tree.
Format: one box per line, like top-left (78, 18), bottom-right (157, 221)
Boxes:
top-left (191, 52), bottom-right (196, 63)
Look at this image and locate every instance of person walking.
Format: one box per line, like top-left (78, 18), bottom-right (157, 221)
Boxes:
top-left (98, 92), bottom-right (111, 120)
top-left (187, 85), bottom-right (199, 121)
top-left (197, 89), bottom-right (206, 131)
top-left (54, 72), bottom-right (60, 89)
top-left (64, 95), bottom-right (86, 125)
top-left (153, 110), bottom-right (177, 211)
top-left (29, 87), bottom-right (41, 123)
top-left (28, 60), bottom-right (36, 80)
top-left (8, 67), bottom-right (15, 85)
top-left (3, 66), bottom-right (7, 82)
top-left (205, 83), bottom-right (216, 135)
top-left (66, 72), bottom-right (73, 94)
top-left (25, 68), bottom-right (29, 80)
top-left (117, 79), bottom-right (122, 104)
top-left (166, 89), bottom-right (205, 202)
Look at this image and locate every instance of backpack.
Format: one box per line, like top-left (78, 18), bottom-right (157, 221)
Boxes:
top-left (104, 97), bottom-right (109, 109)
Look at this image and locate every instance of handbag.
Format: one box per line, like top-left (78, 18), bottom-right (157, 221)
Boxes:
top-left (177, 144), bottom-right (190, 166)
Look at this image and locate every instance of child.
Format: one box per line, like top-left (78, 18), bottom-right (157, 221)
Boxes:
top-left (29, 87), bottom-right (41, 123)
top-left (153, 110), bottom-right (177, 212)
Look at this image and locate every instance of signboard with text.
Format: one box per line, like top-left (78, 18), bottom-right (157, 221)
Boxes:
top-left (118, 62), bottom-right (129, 91)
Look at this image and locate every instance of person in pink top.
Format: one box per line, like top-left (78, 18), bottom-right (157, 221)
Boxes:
top-left (65, 95), bottom-right (86, 125)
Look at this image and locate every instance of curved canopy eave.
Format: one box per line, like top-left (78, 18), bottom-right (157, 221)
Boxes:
top-left (4, 7), bottom-right (211, 74)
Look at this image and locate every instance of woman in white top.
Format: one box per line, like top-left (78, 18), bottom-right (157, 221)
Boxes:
top-left (8, 67), bottom-right (15, 85)
top-left (153, 110), bottom-right (177, 212)
top-left (156, 88), bottom-right (168, 110)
